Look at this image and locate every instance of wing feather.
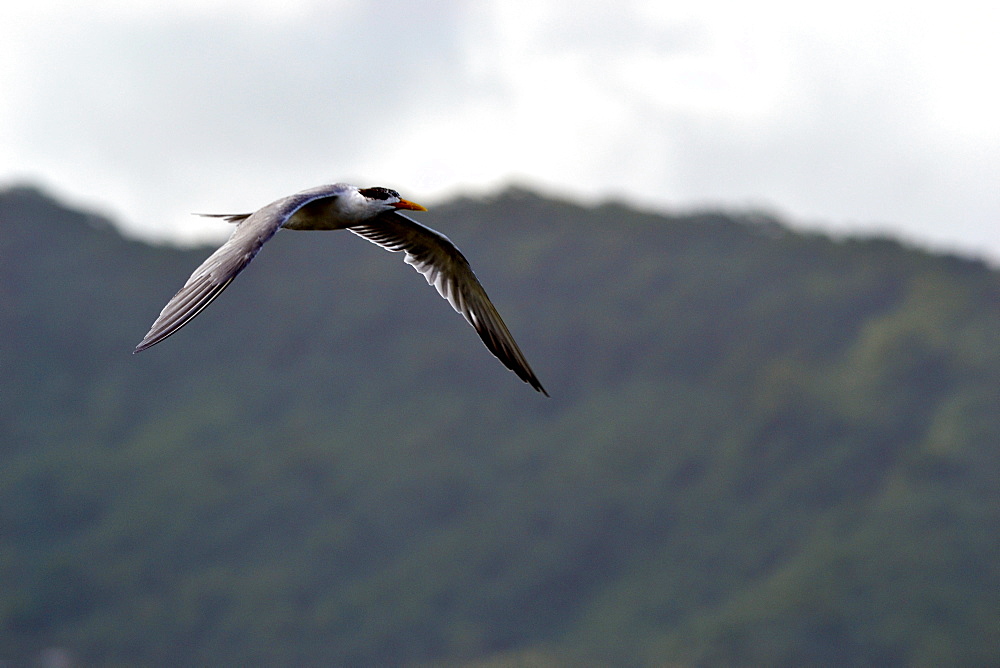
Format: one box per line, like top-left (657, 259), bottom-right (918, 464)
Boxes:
top-left (134, 188), bottom-right (340, 352)
top-left (349, 211), bottom-right (547, 395)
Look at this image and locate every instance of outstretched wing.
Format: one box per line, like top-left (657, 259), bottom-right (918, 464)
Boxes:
top-left (349, 211), bottom-right (547, 395)
top-left (134, 189), bottom-right (338, 353)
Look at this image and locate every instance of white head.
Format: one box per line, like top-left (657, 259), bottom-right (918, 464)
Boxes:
top-left (333, 184), bottom-right (427, 222)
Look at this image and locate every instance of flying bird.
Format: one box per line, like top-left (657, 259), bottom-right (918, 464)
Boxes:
top-left (133, 183), bottom-right (547, 395)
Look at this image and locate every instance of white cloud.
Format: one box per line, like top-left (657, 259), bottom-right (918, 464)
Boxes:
top-left (1, 0), bottom-right (998, 260)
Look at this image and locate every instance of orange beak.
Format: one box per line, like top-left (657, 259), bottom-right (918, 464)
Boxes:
top-left (393, 198), bottom-right (427, 212)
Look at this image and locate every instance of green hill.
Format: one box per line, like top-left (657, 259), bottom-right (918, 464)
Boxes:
top-left (1, 184), bottom-right (997, 665)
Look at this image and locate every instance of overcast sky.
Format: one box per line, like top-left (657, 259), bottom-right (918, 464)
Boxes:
top-left (3, 1), bottom-right (998, 261)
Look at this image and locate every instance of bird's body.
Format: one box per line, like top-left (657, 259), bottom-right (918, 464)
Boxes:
top-left (134, 183), bottom-right (547, 395)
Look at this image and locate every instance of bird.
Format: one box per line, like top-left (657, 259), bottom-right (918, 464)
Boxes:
top-left (133, 183), bottom-right (547, 395)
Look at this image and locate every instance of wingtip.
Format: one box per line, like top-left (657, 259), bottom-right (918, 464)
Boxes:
top-left (133, 335), bottom-right (158, 354)
top-left (521, 371), bottom-right (547, 396)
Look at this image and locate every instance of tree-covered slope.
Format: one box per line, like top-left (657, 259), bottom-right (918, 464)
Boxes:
top-left (0, 185), bottom-right (997, 666)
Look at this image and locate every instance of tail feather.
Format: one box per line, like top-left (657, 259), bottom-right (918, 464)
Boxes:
top-left (195, 213), bottom-right (253, 224)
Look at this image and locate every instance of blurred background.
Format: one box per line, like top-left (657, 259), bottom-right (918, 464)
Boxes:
top-left (2, 1), bottom-right (999, 666)
top-left (3, 0), bottom-right (999, 258)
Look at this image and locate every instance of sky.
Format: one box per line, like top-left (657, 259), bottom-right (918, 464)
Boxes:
top-left (2, 0), bottom-right (999, 261)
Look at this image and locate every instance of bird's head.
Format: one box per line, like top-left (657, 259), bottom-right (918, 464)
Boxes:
top-left (357, 186), bottom-right (427, 216)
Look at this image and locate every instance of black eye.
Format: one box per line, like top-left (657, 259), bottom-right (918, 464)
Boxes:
top-left (359, 187), bottom-right (399, 201)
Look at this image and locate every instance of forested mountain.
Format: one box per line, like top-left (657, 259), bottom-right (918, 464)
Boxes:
top-left (1, 184), bottom-right (998, 666)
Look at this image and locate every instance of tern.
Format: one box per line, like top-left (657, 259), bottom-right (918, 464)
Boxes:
top-left (133, 183), bottom-right (547, 394)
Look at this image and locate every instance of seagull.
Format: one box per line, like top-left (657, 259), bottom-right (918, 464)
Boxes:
top-left (133, 183), bottom-right (547, 395)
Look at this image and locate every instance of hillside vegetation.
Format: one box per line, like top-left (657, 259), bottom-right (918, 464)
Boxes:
top-left (1, 185), bottom-right (998, 665)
